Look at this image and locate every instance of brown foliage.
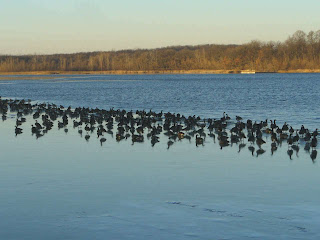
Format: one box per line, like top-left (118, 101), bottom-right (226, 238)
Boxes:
top-left (0, 30), bottom-right (320, 72)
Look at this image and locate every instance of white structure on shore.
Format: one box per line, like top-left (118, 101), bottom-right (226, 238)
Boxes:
top-left (241, 70), bottom-right (256, 74)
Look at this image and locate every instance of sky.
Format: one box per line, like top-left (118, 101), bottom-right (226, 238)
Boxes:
top-left (1, 0), bottom-right (320, 55)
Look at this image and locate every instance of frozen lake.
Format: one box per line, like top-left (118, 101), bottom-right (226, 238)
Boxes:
top-left (0, 74), bottom-right (319, 239)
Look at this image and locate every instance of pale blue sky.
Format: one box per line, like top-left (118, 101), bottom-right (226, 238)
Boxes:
top-left (1, 0), bottom-right (320, 54)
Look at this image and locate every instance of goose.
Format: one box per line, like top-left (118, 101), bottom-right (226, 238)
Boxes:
top-left (178, 132), bottom-right (185, 140)
top-left (100, 137), bottom-right (106, 146)
top-left (57, 121), bottom-right (64, 129)
top-left (151, 136), bottom-right (159, 147)
top-left (16, 119), bottom-right (23, 126)
top-left (293, 131), bottom-right (299, 143)
top-left (292, 144), bottom-right (299, 156)
top-left (238, 143), bottom-right (246, 153)
top-left (279, 132), bottom-right (288, 140)
top-left (78, 129), bottom-right (83, 136)
top-left (248, 146), bottom-right (255, 156)
top-left (256, 148), bottom-right (265, 157)
top-left (219, 139), bottom-right (230, 149)
top-left (310, 150), bottom-right (317, 162)
top-left (208, 133), bottom-right (216, 142)
top-left (304, 131), bottom-right (311, 141)
top-left (31, 125), bottom-right (38, 134)
top-left (311, 136), bottom-right (317, 150)
top-left (167, 140), bottom-right (174, 149)
top-left (184, 135), bottom-right (191, 142)
top-left (287, 149), bottom-right (293, 160)
top-left (287, 134), bottom-right (293, 146)
top-left (271, 141), bottom-right (277, 150)
top-left (256, 137), bottom-right (266, 148)
top-left (236, 116), bottom-right (242, 121)
top-left (304, 142), bottom-right (311, 152)
top-left (35, 120), bottom-right (42, 129)
top-left (248, 133), bottom-right (255, 144)
top-left (35, 131), bottom-right (44, 139)
top-left (116, 133), bottom-right (125, 142)
top-left (196, 135), bottom-right (204, 146)
top-left (299, 125), bottom-right (306, 136)
top-left (289, 127), bottom-right (295, 134)
top-left (15, 126), bottom-right (23, 135)
top-left (282, 122), bottom-right (289, 131)
top-left (271, 142), bottom-right (278, 155)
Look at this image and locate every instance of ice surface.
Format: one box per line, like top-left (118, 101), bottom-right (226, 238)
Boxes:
top-left (0, 115), bottom-right (319, 240)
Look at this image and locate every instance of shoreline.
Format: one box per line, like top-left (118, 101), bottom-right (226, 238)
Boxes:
top-left (0, 69), bottom-right (320, 76)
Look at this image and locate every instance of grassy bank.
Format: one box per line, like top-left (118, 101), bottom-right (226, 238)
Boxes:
top-left (0, 69), bottom-right (320, 76)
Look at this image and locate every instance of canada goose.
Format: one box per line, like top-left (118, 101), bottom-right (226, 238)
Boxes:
top-left (16, 119), bottom-right (23, 126)
top-left (84, 124), bottom-right (90, 132)
top-left (219, 139), bottom-right (230, 149)
top-left (151, 136), bottom-right (159, 147)
top-left (311, 136), bottom-right (317, 150)
top-left (304, 142), bottom-right (310, 152)
top-left (116, 133), bottom-right (125, 142)
top-left (299, 125), bottom-right (306, 136)
top-left (282, 122), bottom-right (289, 131)
top-left (287, 149), bottom-right (293, 160)
top-left (271, 132), bottom-right (278, 142)
top-left (132, 134), bottom-right (144, 143)
top-left (256, 148), bottom-right (265, 157)
top-left (15, 126), bottom-right (23, 136)
top-left (100, 137), bottom-right (106, 146)
top-left (293, 131), bottom-right (299, 143)
top-left (125, 133), bottom-right (131, 139)
top-left (248, 146), bottom-right (255, 156)
top-left (292, 144), bottom-right (299, 154)
top-left (236, 116), bottom-right (242, 121)
top-left (78, 129), bottom-right (83, 136)
top-left (280, 133), bottom-right (288, 140)
top-left (264, 128), bottom-right (273, 134)
top-left (31, 125), bottom-right (38, 134)
top-left (178, 132), bottom-right (184, 140)
top-left (35, 121), bottom-right (42, 129)
top-left (85, 134), bottom-right (90, 141)
top-left (58, 121), bottom-right (64, 129)
top-left (196, 135), bottom-right (204, 146)
top-left (230, 134), bottom-right (239, 144)
top-left (289, 127), bottom-right (294, 134)
top-left (304, 131), bottom-right (311, 141)
top-left (167, 140), bottom-right (174, 149)
top-left (310, 150), bottom-right (317, 162)
top-left (248, 133), bottom-right (255, 144)
top-left (287, 134), bottom-right (293, 146)
top-left (271, 142), bottom-right (277, 155)
top-left (184, 135), bottom-right (191, 142)
top-left (169, 134), bottom-right (178, 141)
top-left (256, 137), bottom-right (266, 148)
top-left (238, 143), bottom-right (246, 153)
top-left (270, 120), bottom-right (277, 129)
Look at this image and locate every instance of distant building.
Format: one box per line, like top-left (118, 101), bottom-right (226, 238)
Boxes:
top-left (241, 70), bottom-right (256, 74)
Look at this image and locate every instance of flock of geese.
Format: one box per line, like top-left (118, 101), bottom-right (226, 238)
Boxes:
top-left (0, 97), bottom-right (318, 161)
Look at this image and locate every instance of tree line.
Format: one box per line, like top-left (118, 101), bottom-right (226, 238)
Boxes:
top-left (1, 30), bottom-right (320, 72)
